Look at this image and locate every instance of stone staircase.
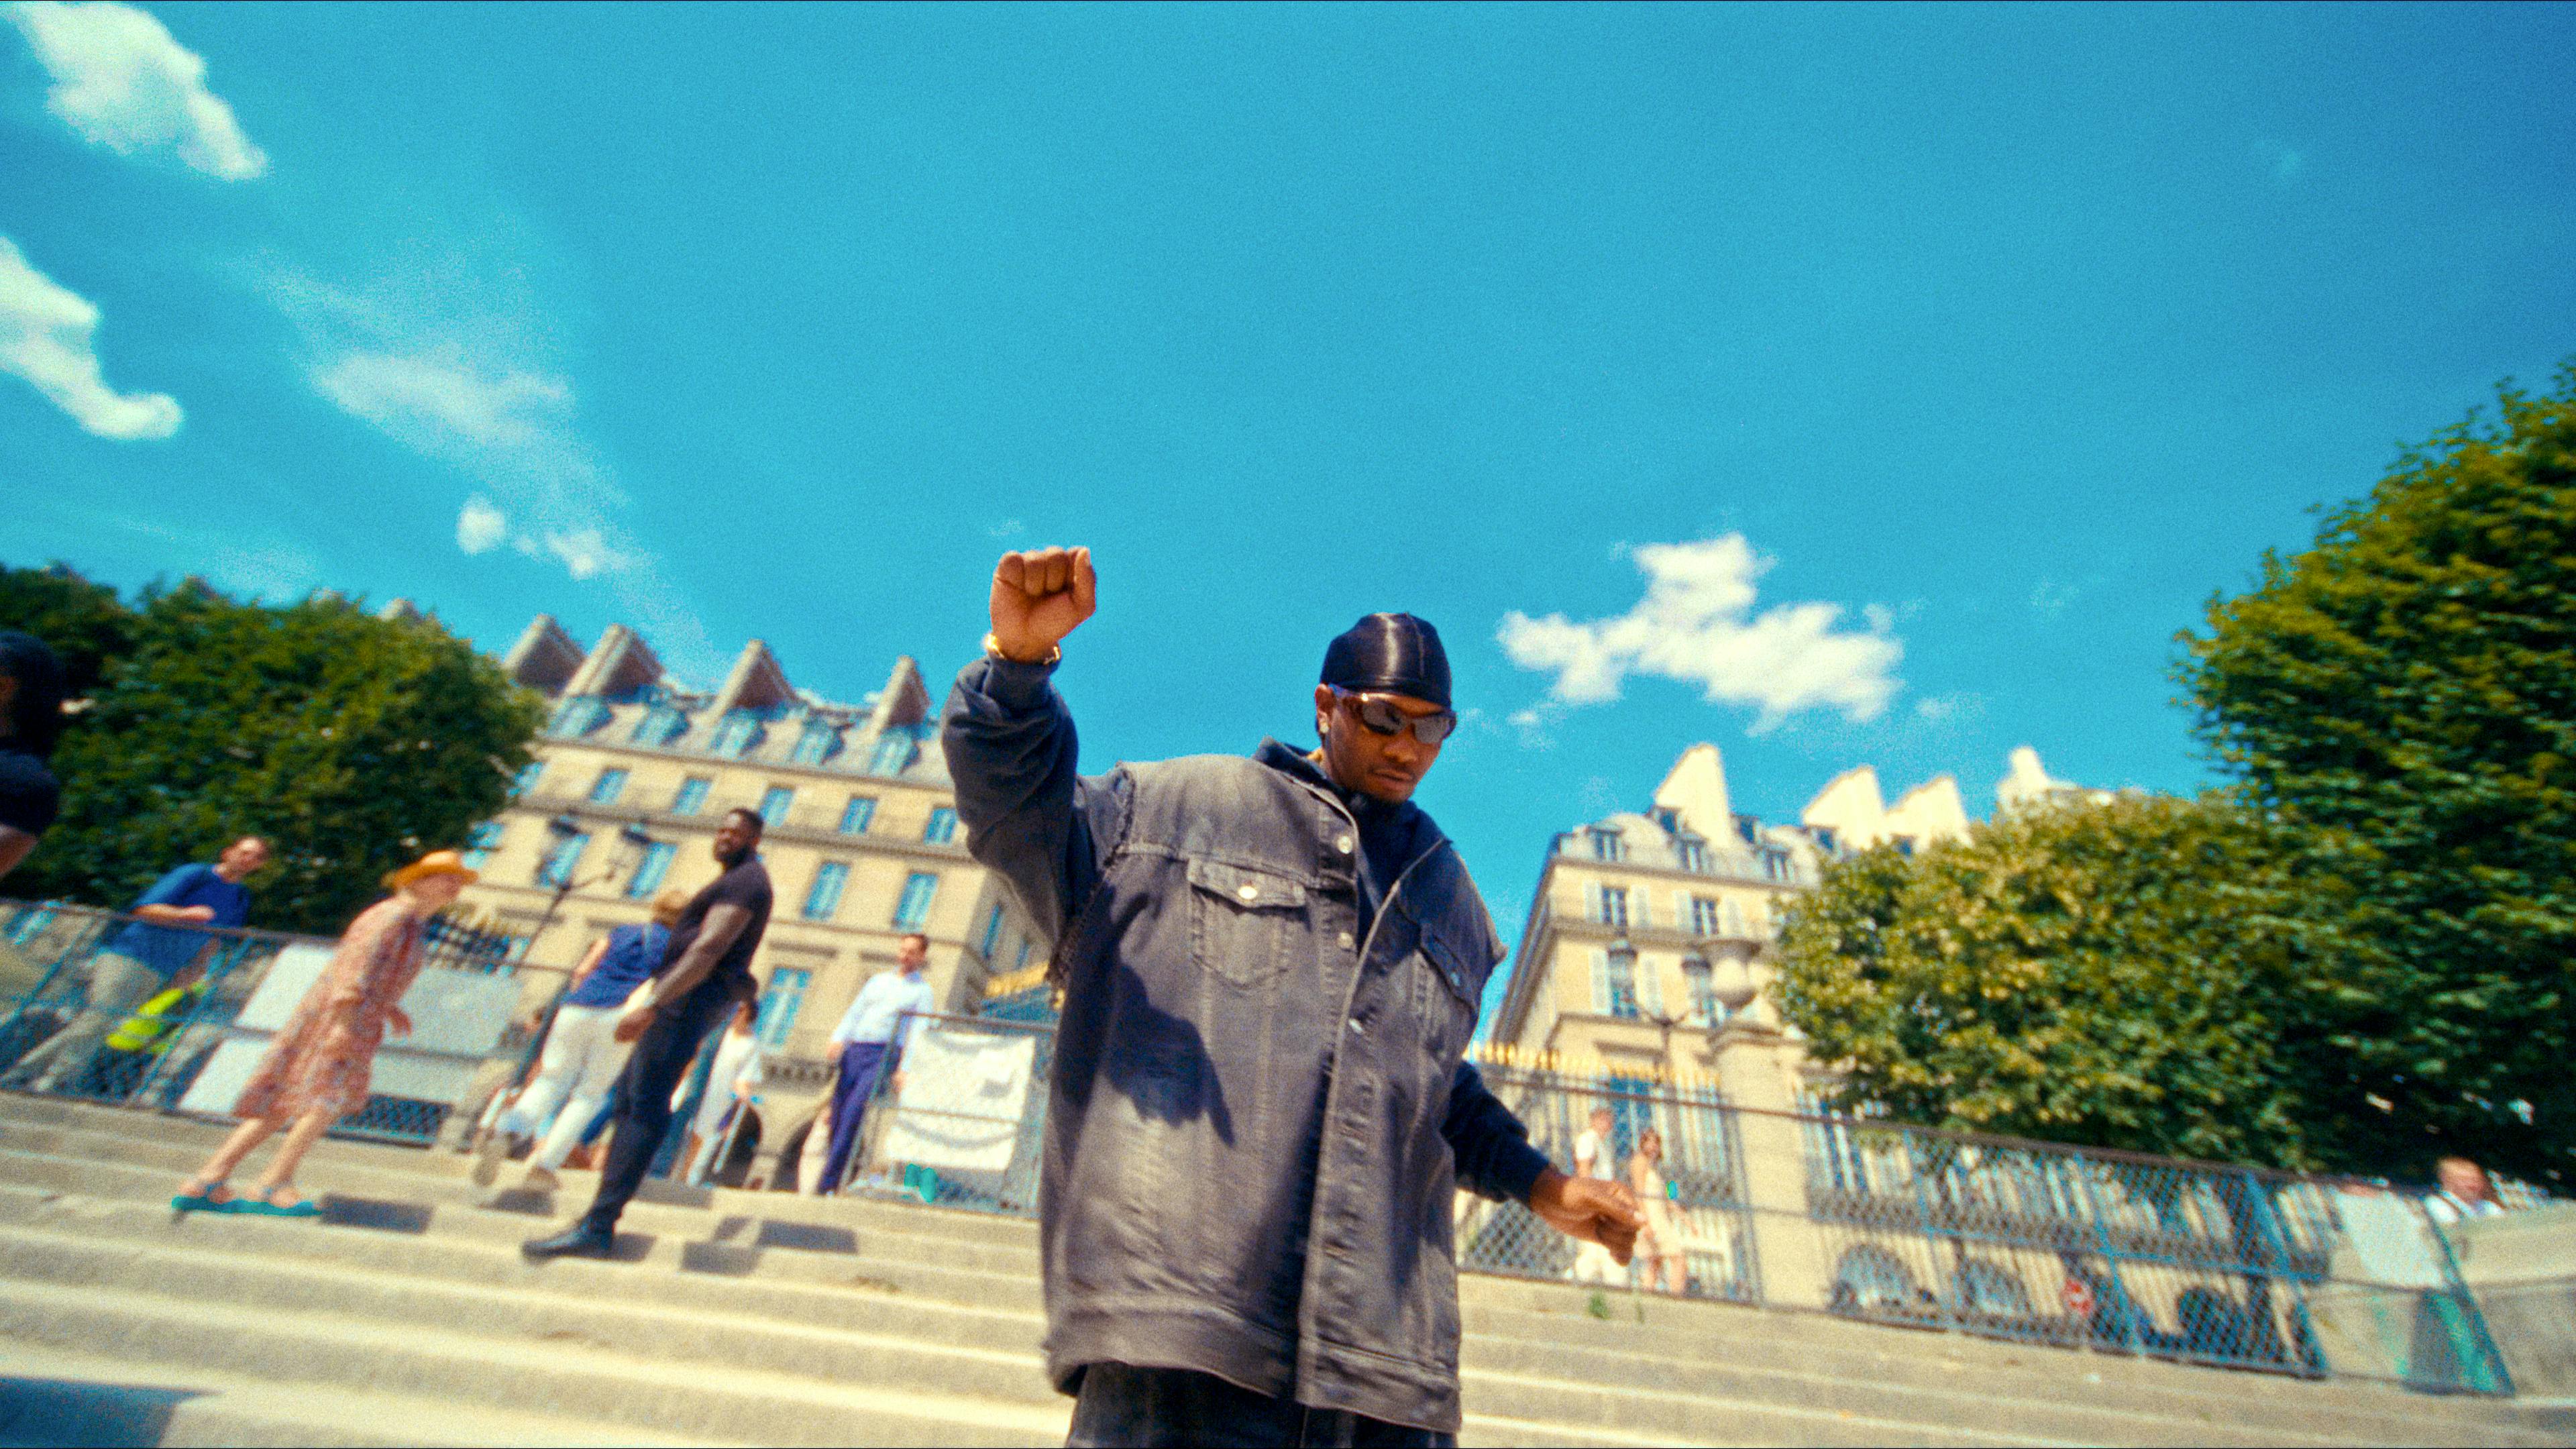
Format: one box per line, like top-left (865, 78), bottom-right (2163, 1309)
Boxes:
top-left (0, 1095), bottom-right (2564, 1448)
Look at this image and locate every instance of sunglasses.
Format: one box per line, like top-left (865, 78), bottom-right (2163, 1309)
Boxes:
top-left (1332, 688), bottom-right (1458, 747)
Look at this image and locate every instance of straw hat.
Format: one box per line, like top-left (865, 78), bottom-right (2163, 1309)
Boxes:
top-left (386, 849), bottom-right (480, 890)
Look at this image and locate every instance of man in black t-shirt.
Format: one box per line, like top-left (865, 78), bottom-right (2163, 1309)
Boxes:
top-left (524, 806), bottom-right (772, 1258)
top-left (0, 633), bottom-right (68, 885)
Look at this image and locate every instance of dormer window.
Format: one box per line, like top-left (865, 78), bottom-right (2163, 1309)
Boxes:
top-left (1589, 828), bottom-right (1625, 863)
top-left (791, 721), bottom-right (843, 765)
top-left (548, 698), bottom-right (609, 738)
top-left (710, 711), bottom-right (766, 758)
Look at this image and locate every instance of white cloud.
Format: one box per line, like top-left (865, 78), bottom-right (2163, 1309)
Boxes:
top-left (1914, 692), bottom-right (1985, 724)
top-left (0, 235), bottom-right (180, 439)
top-left (1497, 535), bottom-right (1902, 732)
top-left (6, 1), bottom-right (268, 180)
top-left (455, 496), bottom-right (506, 555)
top-left (314, 350), bottom-right (572, 452)
top-left (541, 528), bottom-right (632, 581)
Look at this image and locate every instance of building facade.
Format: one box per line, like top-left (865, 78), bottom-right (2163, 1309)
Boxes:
top-left (453, 614), bottom-right (1051, 1183)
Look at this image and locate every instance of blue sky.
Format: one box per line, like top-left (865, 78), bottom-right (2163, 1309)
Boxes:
top-left (5, 3), bottom-right (2572, 1017)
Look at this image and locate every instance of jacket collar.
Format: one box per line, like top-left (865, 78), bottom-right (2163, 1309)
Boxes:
top-left (1252, 738), bottom-right (1448, 857)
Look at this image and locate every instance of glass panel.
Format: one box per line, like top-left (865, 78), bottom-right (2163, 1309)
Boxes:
top-left (673, 777), bottom-right (712, 814)
top-left (759, 786), bottom-right (794, 826)
top-left (512, 762), bottom-right (545, 797)
top-left (924, 806), bottom-right (958, 844)
top-left (754, 968), bottom-right (809, 1049)
top-left (804, 861), bottom-right (848, 920)
top-left (625, 841), bottom-right (676, 898)
top-left (588, 768), bottom-right (627, 805)
top-left (535, 833), bottom-right (588, 888)
top-left (839, 796), bottom-right (877, 834)
top-left (980, 904), bottom-right (1004, 957)
top-left (894, 871), bottom-right (938, 929)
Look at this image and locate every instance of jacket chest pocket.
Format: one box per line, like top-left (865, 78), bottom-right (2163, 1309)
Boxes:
top-left (1411, 928), bottom-right (1487, 1058)
top-left (1187, 859), bottom-right (1308, 989)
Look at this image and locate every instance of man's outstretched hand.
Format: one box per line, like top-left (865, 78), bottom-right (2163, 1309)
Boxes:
top-left (989, 547), bottom-right (1097, 663)
top-left (1529, 1167), bottom-right (1644, 1265)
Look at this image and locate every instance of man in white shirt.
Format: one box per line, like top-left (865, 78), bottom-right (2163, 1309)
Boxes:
top-left (2424, 1155), bottom-right (2509, 1226)
top-left (815, 931), bottom-right (936, 1195)
top-left (1570, 1106), bottom-right (1625, 1285)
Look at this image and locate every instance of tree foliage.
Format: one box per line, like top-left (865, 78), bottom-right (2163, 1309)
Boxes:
top-left (0, 561), bottom-right (138, 697)
top-left (1775, 794), bottom-right (2330, 1170)
top-left (2, 570), bottom-right (544, 934)
top-left (2176, 362), bottom-right (2576, 1187)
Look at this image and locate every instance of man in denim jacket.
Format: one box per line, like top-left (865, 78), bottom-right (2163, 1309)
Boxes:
top-left (943, 547), bottom-right (1642, 1446)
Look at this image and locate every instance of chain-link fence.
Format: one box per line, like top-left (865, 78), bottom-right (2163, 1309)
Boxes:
top-left (0, 896), bottom-right (544, 1146)
top-left (805, 1011), bottom-right (1055, 1216)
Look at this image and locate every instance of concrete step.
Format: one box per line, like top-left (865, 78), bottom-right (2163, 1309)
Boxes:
top-left (0, 1117), bottom-right (1046, 1275)
top-left (1460, 1278), bottom-right (2568, 1443)
top-left (4, 1095), bottom-right (2559, 1448)
top-left (0, 1093), bottom-right (1044, 1249)
top-left (0, 1144), bottom-right (1050, 1297)
top-left (0, 1274), bottom-right (1071, 1447)
top-left (0, 1336), bottom-right (722, 1447)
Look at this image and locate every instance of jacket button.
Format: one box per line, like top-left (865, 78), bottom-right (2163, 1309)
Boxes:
top-left (1338, 931), bottom-right (1354, 949)
top-left (1334, 834), bottom-right (1354, 855)
top-left (1238, 883), bottom-right (1259, 902)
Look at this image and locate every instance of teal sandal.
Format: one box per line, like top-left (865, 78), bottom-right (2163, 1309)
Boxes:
top-left (237, 1185), bottom-right (321, 1219)
top-left (171, 1178), bottom-right (237, 1214)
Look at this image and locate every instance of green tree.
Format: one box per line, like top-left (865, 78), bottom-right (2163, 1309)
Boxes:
top-left (1774, 793), bottom-right (2328, 1170)
top-left (2178, 363), bottom-right (2576, 1187)
top-left (0, 561), bottom-right (139, 697)
top-left (11, 580), bottom-right (544, 934)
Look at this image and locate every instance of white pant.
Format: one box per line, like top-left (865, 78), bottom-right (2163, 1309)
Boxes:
top-left (1570, 1239), bottom-right (1626, 1286)
top-left (499, 1003), bottom-right (633, 1172)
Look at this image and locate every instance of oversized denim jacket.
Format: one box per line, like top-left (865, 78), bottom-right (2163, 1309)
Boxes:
top-left (943, 657), bottom-right (1550, 1433)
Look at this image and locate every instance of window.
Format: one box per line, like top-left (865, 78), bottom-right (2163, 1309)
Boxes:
top-left (1675, 839), bottom-right (1709, 873)
top-left (754, 967), bottom-right (810, 1050)
top-left (979, 904), bottom-right (1005, 958)
top-left (869, 729), bottom-right (919, 776)
top-left (672, 776), bottom-right (712, 815)
top-left (548, 698), bottom-right (608, 737)
top-left (839, 796), bottom-right (877, 835)
top-left (1597, 885), bottom-right (1629, 930)
top-left (626, 841), bottom-right (677, 898)
top-left (1892, 836), bottom-right (1915, 859)
top-left (462, 821), bottom-right (504, 871)
top-left (893, 871), bottom-right (938, 929)
top-left (1595, 947), bottom-right (1640, 1020)
top-left (1760, 847), bottom-right (1792, 882)
top-left (1603, 1075), bottom-right (1658, 1163)
top-left (924, 806), bottom-right (959, 845)
top-left (1735, 814), bottom-right (1764, 847)
top-left (511, 762), bottom-right (545, 798)
top-left (759, 786), bottom-right (795, 827)
top-left (804, 861), bottom-right (849, 920)
top-left (1651, 807), bottom-right (1680, 835)
top-left (588, 767), bottom-right (628, 805)
top-left (1683, 957), bottom-right (1721, 1027)
top-left (535, 831), bottom-right (588, 888)
top-left (710, 712), bottom-right (765, 758)
top-left (1688, 896), bottom-right (1721, 936)
top-left (1015, 939), bottom-right (1034, 972)
top-left (631, 706), bottom-right (688, 747)
top-left (1809, 826), bottom-right (1839, 855)
top-left (791, 722), bottom-right (842, 766)
top-left (1589, 828), bottom-right (1625, 862)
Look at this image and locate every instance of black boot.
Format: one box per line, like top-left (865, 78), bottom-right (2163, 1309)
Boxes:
top-left (521, 1220), bottom-right (615, 1260)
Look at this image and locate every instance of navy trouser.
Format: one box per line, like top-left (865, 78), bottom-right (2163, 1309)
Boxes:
top-left (1065, 1364), bottom-right (1454, 1448)
top-left (578, 980), bottom-right (731, 1235)
top-left (818, 1038), bottom-right (892, 1193)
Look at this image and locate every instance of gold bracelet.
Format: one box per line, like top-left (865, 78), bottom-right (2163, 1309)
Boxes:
top-left (983, 632), bottom-right (1061, 667)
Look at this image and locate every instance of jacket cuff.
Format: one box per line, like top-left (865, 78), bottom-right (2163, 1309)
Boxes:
top-left (960, 654), bottom-right (1058, 712)
top-left (1489, 1137), bottom-right (1552, 1208)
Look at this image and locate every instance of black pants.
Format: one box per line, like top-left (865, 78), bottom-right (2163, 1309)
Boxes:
top-left (578, 980), bottom-right (731, 1236)
top-left (1066, 1364), bottom-right (1453, 1449)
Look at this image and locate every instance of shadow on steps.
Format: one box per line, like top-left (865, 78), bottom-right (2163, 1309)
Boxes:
top-left (0, 1374), bottom-right (201, 1448)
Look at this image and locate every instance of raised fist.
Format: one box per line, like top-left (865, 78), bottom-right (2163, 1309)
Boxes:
top-left (988, 546), bottom-right (1097, 663)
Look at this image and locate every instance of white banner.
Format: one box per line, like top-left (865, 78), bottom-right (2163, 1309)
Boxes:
top-left (176, 944), bottom-right (524, 1118)
top-left (875, 1024), bottom-right (1037, 1173)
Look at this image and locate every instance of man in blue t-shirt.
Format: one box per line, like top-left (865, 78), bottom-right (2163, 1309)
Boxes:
top-left (477, 885), bottom-right (690, 1190)
top-left (11, 835), bottom-right (268, 1093)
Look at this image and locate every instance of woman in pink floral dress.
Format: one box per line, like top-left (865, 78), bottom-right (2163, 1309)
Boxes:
top-left (173, 850), bottom-right (476, 1216)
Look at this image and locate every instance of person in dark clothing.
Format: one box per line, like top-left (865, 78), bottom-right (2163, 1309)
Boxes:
top-left (521, 808), bottom-right (771, 1259)
top-left (944, 547), bottom-right (1642, 1448)
top-left (0, 632), bottom-right (68, 885)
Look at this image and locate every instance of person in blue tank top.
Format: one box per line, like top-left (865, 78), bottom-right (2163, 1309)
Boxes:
top-left (476, 886), bottom-right (687, 1190)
